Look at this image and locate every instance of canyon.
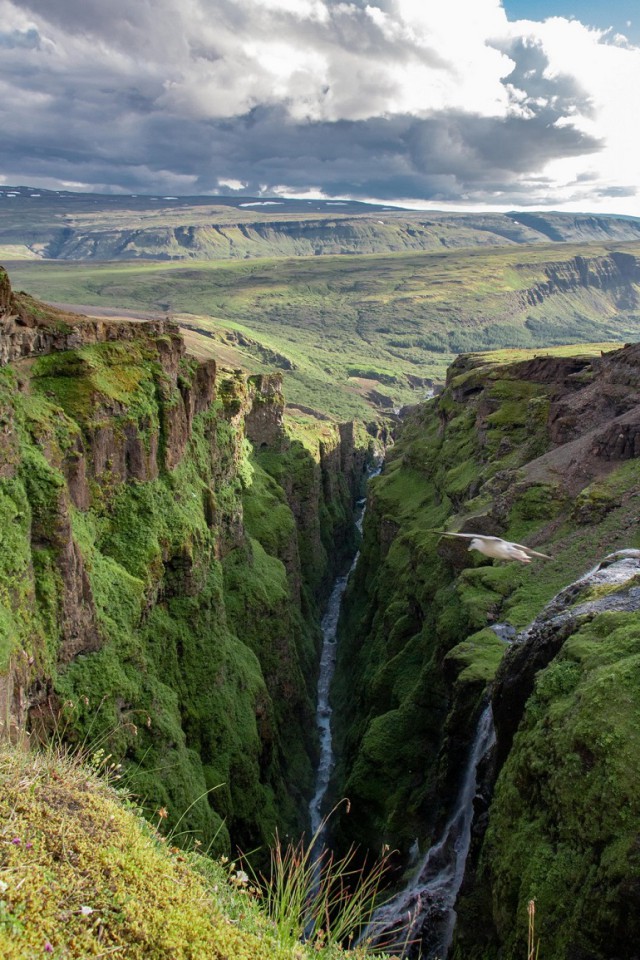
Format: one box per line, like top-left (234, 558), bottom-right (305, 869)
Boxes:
top-left (0, 264), bottom-right (376, 857)
top-left (1, 259), bottom-right (640, 959)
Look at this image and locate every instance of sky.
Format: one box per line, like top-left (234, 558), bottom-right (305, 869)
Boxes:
top-left (1, 0), bottom-right (640, 214)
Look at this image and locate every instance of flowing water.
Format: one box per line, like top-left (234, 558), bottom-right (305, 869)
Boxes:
top-left (360, 704), bottom-right (496, 958)
top-left (306, 465), bottom-right (494, 958)
top-left (308, 468), bottom-right (379, 868)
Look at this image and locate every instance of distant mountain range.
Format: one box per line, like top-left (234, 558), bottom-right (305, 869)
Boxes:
top-left (2, 184), bottom-right (640, 262)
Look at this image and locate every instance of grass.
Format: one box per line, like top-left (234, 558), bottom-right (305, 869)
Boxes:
top-left (0, 295), bottom-right (377, 877)
top-left (8, 240), bottom-right (640, 420)
top-left (0, 742), bottom-right (388, 960)
top-left (330, 340), bottom-right (640, 870)
top-left (479, 610), bottom-right (640, 959)
top-left (243, 814), bottom-right (393, 954)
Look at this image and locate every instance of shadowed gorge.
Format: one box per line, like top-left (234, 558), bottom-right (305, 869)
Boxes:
top-left (328, 342), bottom-right (640, 958)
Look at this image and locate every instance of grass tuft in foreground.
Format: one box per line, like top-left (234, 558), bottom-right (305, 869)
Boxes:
top-left (243, 821), bottom-right (392, 954)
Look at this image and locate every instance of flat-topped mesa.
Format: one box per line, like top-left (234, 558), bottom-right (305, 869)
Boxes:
top-left (522, 251), bottom-right (640, 307)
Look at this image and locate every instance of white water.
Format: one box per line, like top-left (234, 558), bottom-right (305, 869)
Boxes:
top-left (361, 704), bottom-right (496, 958)
top-left (308, 563), bottom-right (356, 843)
top-left (308, 467), bottom-right (380, 868)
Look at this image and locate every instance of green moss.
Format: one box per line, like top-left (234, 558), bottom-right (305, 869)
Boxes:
top-left (332, 344), bottom-right (640, 872)
top-left (242, 462), bottom-right (296, 558)
top-left (479, 612), bottom-right (640, 959)
top-left (0, 327), bottom-right (366, 863)
top-left (0, 744), bottom-right (378, 960)
top-left (444, 628), bottom-right (506, 685)
top-left (0, 480), bottom-right (36, 670)
top-left (31, 342), bottom-right (161, 425)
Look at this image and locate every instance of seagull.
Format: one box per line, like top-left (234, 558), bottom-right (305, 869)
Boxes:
top-left (439, 532), bottom-right (551, 564)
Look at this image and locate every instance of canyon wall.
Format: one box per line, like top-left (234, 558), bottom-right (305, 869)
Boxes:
top-left (0, 266), bottom-right (372, 855)
top-left (330, 341), bottom-right (640, 958)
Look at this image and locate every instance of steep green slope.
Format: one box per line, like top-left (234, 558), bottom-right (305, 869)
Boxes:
top-left (9, 242), bottom-right (640, 420)
top-left (459, 607), bottom-right (640, 960)
top-left (0, 266), bottom-right (373, 860)
top-left (0, 742), bottom-right (381, 960)
top-left (329, 338), bottom-right (640, 916)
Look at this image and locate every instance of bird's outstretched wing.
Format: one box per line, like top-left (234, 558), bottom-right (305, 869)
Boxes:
top-left (512, 542), bottom-right (552, 560)
top-left (437, 530), bottom-right (504, 542)
top-left (438, 532), bottom-right (501, 542)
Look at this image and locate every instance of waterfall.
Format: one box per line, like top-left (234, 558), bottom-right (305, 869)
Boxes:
top-left (360, 704), bottom-right (496, 958)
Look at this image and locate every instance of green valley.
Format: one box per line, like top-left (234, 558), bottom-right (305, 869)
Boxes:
top-left (8, 240), bottom-right (640, 421)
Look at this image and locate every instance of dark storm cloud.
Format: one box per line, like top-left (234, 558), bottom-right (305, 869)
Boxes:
top-left (0, 0), bottom-right (619, 205)
top-left (197, 108), bottom-right (601, 201)
top-left (1, 96), bottom-right (601, 205)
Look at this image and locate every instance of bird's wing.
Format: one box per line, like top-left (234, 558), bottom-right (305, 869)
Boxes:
top-left (439, 532), bottom-right (500, 543)
top-left (511, 541), bottom-right (552, 559)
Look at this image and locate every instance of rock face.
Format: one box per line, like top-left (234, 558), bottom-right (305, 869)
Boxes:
top-left (0, 267), bottom-right (180, 367)
top-left (5, 194), bottom-right (640, 262)
top-left (245, 373), bottom-right (286, 451)
top-left (492, 549), bottom-right (640, 767)
top-left (452, 551), bottom-right (640, 960)
top-left (330, 341), bottom-right (640, 959)
top-left (522, 251), bottom-right (640, 308)
top-left (0, 267), bottom-right (371, 858)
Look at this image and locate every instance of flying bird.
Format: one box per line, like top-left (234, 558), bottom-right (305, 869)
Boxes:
top-left (439, 532), bottom-right (551, 564)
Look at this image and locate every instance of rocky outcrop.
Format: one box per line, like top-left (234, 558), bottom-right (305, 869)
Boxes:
top-left (331, 339), bottom-right (640, 955)
top-left (522, 252), bottom-right (640, 308)
top-left (245, 374), bottom-right (287, 451)
top-left (0, 268), bottom-right (374, 862)
top-left (0, 268), bottom-right (11, 314)
top-left (0, 276), bottom-right (181, 369)
top-left (0, 661), bottom-right (29, 745)
top-left (452, 550), bottom-right (640, 960)
top-left (492, 549), bottom-right (640, 768)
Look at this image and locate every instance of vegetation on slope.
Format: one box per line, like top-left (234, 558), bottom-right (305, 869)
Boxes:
top-left (329, 341), bottom-right (640, 898)
top-left (3, 186), bottom-right (640, 261)
top-left (9, 242), bottom-right (640, 420)
top-left (0, 277), bottom-right (372, 867)
top-left (462, 611), bottom-right (640, 960)
top-left (0, 742), bottom-right (383, 960)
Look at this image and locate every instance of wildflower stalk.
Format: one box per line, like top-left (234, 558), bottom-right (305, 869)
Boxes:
top-left (528, 899), bottom-right (540, 960)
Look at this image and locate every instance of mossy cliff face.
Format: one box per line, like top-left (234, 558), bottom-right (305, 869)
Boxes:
top-left (454, 551), bottom-right (640, 960)
top-left (330, 343), bottom-right (640, 921)
top-left (0, 267), bottom-right (370, 857)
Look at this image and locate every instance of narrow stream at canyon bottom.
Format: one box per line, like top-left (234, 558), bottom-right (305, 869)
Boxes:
top-left (307, 467), bottom-right (495, 958)
top-left (308, 466), bottom-right (380, 873)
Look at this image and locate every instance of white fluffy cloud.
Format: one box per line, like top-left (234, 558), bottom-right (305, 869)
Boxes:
top-left (0, 0), bottom-right (638, 212)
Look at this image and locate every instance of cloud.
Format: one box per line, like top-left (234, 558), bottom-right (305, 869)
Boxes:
top-left (0, 0), bottom-right (638, 212)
